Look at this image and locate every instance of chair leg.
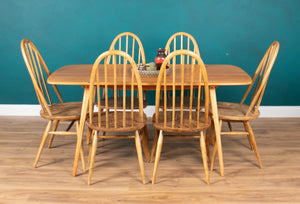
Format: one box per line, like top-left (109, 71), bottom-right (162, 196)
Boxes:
top-left (150, 129), bottom-right (159, 162)
top-left (243, 121), bottom-right (263, 168)
top-left (88, 130), bottom-right (98, 185)
top-left (210, 120), bottom-right (222, 171)
top-left (242, 122), bottom-right (254, 150)
top-left (76, 121), bottom-right (85, 172)
top-left (140, 126), bottom-right (150, 162)
top-left (135, 130), bottom-right (146, 184)
top-left (48, 120), bottom-right (59, 148)
top-left (86, 127), bottom-right (92, 145)
top-left (152, 130), bottom-right (163, 184)
top-left (210, 142), bottom-right (218, 171)
top-left (88, 129), bottom-right (95, 164)
top-left (209, 117), bottom-right (215, 145)
top-left (200, 131), bottom-right (210, 184)
top-left (75, 143), bottom-right (85, 173)
top-left (80, 146), bottom-right (85, 173)
top-left (227, 121), bottom-right (232, 132)
top-left (204, 129), bottom-right (211, 163)
top-left (33, 120), bottom-right (52, 168)
top-left (66, 120), bottom-right (75, 131)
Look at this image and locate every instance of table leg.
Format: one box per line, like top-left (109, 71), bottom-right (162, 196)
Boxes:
top-left (209, 87), bottom-right (225, 176)
top-left (73, 87), bottom-right (90, 177)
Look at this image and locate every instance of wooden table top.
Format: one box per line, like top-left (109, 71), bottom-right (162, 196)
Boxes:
top-left (48, 64), bottom-right (252, 88)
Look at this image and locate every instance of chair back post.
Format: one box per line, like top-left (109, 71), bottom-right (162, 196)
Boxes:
top-left (155, 50), bottom-right (209, 130)
top-left (20, 39), bottom-right (64, 116)
top-left (89, 50), bottom-right (144, 129)
top-left (240, 41), bottom-right (279, 116)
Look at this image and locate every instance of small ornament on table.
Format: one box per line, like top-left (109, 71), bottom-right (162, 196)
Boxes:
top-left (138, 64), bottom-right (146, 71)
top-left (146, 62), bottom-right (157, 71)
top-left (155, 48), bottom-right (167, 70)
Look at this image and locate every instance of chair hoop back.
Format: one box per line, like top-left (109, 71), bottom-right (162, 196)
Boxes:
top-left (89, 50), bottom-right (145, 129)
top-left (240, 41), bottom-right (280, 116)
top-left (155, 50), bottom-right (209, 130)
top-left (109, 32), bottom-right (146, 65)
top-left (20, 39), bottom-right (63, 116)
top-left (165, 32), bottom-right (200, 58)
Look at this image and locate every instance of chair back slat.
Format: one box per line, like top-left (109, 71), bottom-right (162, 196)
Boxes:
top-left (122, 62), bottom-right (127, 127)
top-left (155, 50), bottom-right (209, 131)
top-left (165, 32), bottom-right (200, 57)
top-left (89, 50), bottom-right (144, 130)
top-left (21, 39), bottom-right (64, 116)
top-left (28, 46), bottom-right (47, 102)
top-left (118, 38), bottom-right (122, 63)
top-left (28, 44), bottom-right (49, 105)
top-left (113, 56), bottom-right (118, 127)
top-left (255, 43), bottom-right (278, 112)
top-left (125, 35), bottom-right (129, 55)
top-left (131, 38), bottom-right (135, 62)
top-left (109, 32), bottom-right (146, 65)
top-left (180, 56), bottom-right (185, 128)
top-left (165, 32), bottom-right (202, 101)
top-left (171, 61), bottom-right (176, 128)
top-left (189, 61), bottom-right (195, 125)
top-left (240, 41), bottom-right (280, 116)
top-left (131, 62), bottom-right (135, 122)
top-left (187, 38), bottom-right (190, 63)
top-left (107, 32), bottom-right (146, 98)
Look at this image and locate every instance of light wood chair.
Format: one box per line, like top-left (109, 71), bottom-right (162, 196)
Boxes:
top-left (86, 32), bottom-right (148, 145)
top-left (108, 32), bottom-right (148, 106)
top-left (164, 32), bottom-right (202, 108)
top-left (20, 39), bottom-right (85, 171)
top-left (87, 50), bottom-right (148, 185)
top-left (151, 50), bottom-right (210, 184)
top-left (209, 41), bottom-right (280, 171)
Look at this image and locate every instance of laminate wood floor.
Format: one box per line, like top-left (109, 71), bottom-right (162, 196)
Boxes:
top-left (0, 116), bottom-right (299, 203)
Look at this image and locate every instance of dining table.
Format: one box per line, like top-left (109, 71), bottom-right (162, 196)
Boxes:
top-left (47, 64), bottom-right (252, 177)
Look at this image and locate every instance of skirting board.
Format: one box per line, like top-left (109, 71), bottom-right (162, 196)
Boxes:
top-left (0, 105), bottom-right (299, 118)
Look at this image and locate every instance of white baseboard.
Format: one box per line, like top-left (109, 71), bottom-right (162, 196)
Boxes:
top-left (0, 105), bottom-right (41, 116)
top-left (258, 106), bottom-right (300, 118)
top-left (0, 105), bottom-right (299, 118)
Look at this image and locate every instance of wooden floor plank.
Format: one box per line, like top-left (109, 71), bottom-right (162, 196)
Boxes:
top-left (0, 116), bottom-right (300, 203)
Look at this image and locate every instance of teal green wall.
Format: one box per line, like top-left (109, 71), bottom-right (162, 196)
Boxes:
top-left (1, 0), bottom-right (299, 105)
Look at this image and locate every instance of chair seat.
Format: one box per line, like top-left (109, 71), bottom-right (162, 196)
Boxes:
top-left (215, 102), bottom-right (260, 121)
top-left (160, 97), bottom-right (203, 109)
top-left (100, 97), bottom-right (148, 109)
top-left (87, 111), bottom-right (147, 132)
top-left (40, 102), bottom-right (82, 120)
top-left (152, 111), bottom-right (210, 133)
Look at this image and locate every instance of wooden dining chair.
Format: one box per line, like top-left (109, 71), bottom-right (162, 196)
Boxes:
top-left (209, 41), bottom-right (280, 171)
top-left (108, 32), bottom-right (148, 105)
top-left (87, 50), bottom-right (148, 185)
top-left (20, 39), bottom-right (85, 171)
top-left (164, 32), bottom-right (202, 108)
top-left (86, 32), bottom-right (148, 145)
top-left (151, 50), bottom-right (210, 184)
